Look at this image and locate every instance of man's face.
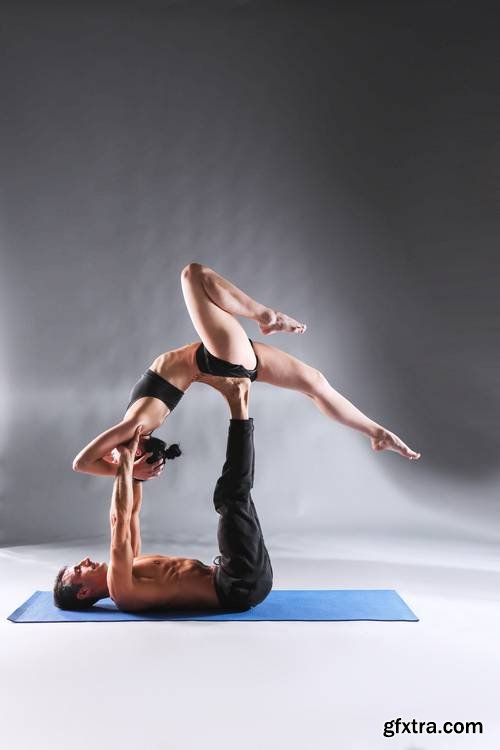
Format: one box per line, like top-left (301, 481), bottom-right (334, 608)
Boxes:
top-left (63, 557), bottom-right (108, 599)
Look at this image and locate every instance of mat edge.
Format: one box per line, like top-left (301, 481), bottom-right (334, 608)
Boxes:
top-left (7, 589), bottom-right (419, 623)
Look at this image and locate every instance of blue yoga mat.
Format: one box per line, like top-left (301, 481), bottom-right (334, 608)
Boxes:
top-left (8, 589), bottom-right (418, 623)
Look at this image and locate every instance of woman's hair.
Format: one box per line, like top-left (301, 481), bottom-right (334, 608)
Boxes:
top-left (164, 442), bottom-right (182, 460)
top-left (144, 436), bottom-right (182, 464)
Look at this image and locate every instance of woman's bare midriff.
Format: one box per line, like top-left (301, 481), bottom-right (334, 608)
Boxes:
top-left (149, 342), bottom-right (200, 392)
top-left (122, 342), bottom-right (201, 427)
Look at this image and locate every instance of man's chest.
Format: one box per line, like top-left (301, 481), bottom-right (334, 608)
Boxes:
top-left (132, 555), bottom-right (174, 580)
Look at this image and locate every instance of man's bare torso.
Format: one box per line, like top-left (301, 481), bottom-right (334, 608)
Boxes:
top-left (108, 554), bottom-right (220, 612)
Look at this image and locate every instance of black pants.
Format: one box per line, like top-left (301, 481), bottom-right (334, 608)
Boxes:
top-left (212, 419), bottom-right (273, 611)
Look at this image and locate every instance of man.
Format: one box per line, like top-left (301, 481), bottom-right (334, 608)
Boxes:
top-left (53, 377), bottom-right (273, 612)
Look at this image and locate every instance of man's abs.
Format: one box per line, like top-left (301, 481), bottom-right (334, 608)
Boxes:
top-left (127, 555), bottom-right (220, 610)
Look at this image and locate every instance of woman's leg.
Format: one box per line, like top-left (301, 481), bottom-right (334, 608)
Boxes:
top-left (180, 263), bottom-right (306, 370)
top-left (252, 341), bottom-right (421, 460)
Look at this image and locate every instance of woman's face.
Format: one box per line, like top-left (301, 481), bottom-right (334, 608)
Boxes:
top-left (111, 434), bottom-right (153, 463)
top-left (135, 434), bottom-right (152, 459)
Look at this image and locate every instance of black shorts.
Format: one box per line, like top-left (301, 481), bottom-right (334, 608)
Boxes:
top-left (196, 340), bottom-right (259, 382)
top-left (211, 419), bottom-right (273, 611)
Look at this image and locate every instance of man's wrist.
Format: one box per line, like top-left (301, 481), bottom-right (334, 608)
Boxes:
top-left (118, 455), bottom-right (134, 474)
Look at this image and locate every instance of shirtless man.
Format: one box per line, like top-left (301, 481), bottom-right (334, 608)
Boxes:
top-left (53, 377), bottom-right (273, 612)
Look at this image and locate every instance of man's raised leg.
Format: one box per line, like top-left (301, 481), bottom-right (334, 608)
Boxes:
top-left (207, 377), bottom-right (273, 611)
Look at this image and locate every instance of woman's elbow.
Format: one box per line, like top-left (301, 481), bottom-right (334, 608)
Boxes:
top-left (72, 456), bottom-right (86, 472)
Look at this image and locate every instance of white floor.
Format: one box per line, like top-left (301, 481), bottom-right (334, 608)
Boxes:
top-left (1, 534), bottom-right (499, 750)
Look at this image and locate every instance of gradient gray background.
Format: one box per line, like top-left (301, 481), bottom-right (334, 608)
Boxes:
top-left (1, 0), bottom-right (498, 549)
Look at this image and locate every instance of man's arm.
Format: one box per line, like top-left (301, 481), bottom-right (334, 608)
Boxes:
top-left (107, 427), bottom-right (142, 605)
top-left (130, 480), bottom-right (143, 557)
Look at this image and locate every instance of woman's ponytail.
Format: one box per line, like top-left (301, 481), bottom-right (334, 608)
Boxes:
top-left (165, 443), bottom-right (182, 460)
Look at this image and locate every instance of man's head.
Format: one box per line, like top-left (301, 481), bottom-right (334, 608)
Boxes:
top-left (53, 557), bottom-right (109, 610)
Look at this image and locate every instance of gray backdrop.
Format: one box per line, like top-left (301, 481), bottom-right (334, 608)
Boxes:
top-left (1, 1), bottom-right (498, 548)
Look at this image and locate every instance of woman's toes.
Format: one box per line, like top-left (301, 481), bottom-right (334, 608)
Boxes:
top-left (404, 445), bottom-right (421, 460)
top-left (371, 430), bottom-right (420, 461)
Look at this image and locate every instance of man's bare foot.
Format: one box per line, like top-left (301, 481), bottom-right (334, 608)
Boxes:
top-left (371, 429), bottom-right (421, 461)
top-left (259, 309), bottom-right (307, 335)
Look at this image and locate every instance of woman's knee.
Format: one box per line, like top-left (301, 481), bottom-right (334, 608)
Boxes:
top-left (305, 368), bottom-right (328, 397)
top-left (181, 262), bottom-right (206, 284)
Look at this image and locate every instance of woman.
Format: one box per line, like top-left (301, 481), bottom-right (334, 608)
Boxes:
top-left (73, 263), bottom-right (420, 480)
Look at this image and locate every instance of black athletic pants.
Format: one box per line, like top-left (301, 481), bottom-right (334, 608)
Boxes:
top-left (212, 419), bottom-right (273, 611)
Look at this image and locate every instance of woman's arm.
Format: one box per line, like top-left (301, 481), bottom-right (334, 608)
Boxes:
top-left (73, 418), bottom-right (162, 480)
top-left (73, 419), bottom-right (139, 476)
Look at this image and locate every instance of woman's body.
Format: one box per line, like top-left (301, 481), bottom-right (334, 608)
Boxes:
top-left (73, 263), bottom-right (420, 479)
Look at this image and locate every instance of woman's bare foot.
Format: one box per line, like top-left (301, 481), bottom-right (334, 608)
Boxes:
top-left (371, 429), bottom-right (421, 461)
top-left (259, 309), bottom-right (307, 335)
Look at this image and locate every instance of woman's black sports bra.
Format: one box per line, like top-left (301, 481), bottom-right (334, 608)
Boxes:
top-left (126, 370), bottom-right (185, 413)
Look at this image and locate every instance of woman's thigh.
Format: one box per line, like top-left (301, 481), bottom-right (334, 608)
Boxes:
top-left (181, 264), bottom-right (256, 370)
top-left (252, 341), bottom-right (321, 395)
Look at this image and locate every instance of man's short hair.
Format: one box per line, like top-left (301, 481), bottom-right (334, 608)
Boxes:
top-left (53, 566), bottom-right (100, 610)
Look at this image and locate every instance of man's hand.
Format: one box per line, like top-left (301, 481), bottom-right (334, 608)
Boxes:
top-left (132, 454), bottom-right (165, 481)
top-left (115, 425), bottom-right (143, 467)
top-left (115, 426), bottom-right (165, 481)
